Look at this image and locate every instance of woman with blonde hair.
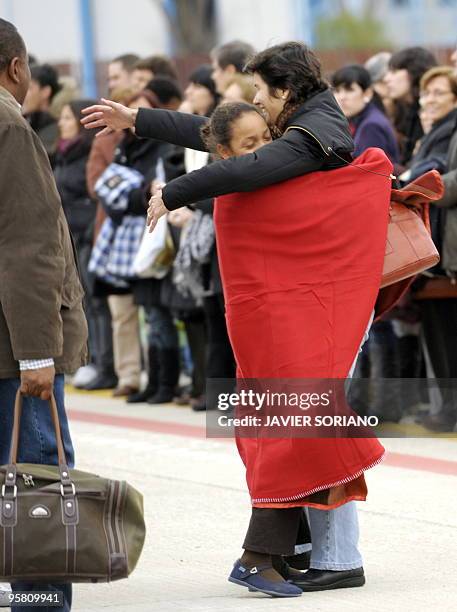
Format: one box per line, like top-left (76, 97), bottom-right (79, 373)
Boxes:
top-left (223, 73), bottom-right (257, 103)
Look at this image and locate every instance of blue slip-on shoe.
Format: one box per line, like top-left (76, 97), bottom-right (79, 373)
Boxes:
top-left (228, 559), bottom-right (303, 597)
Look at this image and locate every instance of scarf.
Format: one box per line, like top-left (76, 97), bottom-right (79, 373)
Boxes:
top-left (172, 210), bottom-right (215, 304)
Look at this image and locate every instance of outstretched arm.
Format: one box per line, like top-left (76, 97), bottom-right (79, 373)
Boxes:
top-left (135, 108), bottom-right (208, 151)
top-left (162, 129), bottom-right (324, 210)
top-left (147, 130), bottom-right (325, 230)
top-left (81, 99), bottom-right (208, 151)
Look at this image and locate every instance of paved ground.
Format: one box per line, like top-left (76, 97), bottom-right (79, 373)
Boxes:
top-left (7, 387), bottom-right (457, 611)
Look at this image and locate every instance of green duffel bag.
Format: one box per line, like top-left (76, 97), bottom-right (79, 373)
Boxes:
top-left (0, 390), bottom-right (145, 583)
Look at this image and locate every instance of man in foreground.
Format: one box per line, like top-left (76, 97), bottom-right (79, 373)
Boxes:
top-left (0, 18), bottom-right (88, 612)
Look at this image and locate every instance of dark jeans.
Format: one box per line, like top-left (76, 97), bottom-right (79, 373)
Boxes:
top-left (0, 375), bottom-right (73, 612)
top-left (203, 293), bottom-right (236, 379)
top-left (90, 296), bottom-right (115, 376)
top-left (145, 305), bottom-right (179, 351)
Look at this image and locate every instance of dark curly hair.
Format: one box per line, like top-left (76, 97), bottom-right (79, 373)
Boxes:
top-left (244, 41), bottom-right (328, 105)
top-left (200, 102), bottom-right (266, 156)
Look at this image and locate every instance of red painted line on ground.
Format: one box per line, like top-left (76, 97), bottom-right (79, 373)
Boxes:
top-left (382, 451), bottom-right (457, 476)
top-left (67, 409), bottom-right (205, 438)
top-left (67, 409), bottom-right (457, 477)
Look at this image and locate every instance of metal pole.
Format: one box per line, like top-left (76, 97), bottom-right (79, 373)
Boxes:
top-left (163, 0), bottom-right (177, 55)
top-left (78, 0), bottom-right (97, 97)
top-left (410, 0), bottom-right (426, 46)
top-left (295, 0), bottom-right (315, 46)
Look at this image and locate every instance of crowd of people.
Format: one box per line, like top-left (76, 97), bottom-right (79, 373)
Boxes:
top-left (24, 41), bottom-right (457, 431)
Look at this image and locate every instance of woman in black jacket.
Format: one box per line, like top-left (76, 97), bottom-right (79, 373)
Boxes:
top-left (54, 98), bottom-right (99, 376)
top-left (82, 43), bottom-right (371, 597)
top-left (55, 99), bottom-right (99, 240)
top-left (384, 47), bottom-right (437, 167)
top-left (407, 66), bottom-right (457, 432)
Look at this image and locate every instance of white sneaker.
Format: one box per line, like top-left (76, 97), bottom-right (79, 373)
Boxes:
top-left (0, 583), bottom-right (11, 608)
top-left (72, 364), bottom-right (98, 388)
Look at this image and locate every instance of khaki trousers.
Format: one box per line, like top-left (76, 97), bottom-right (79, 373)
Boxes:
top-left (107, 294), bottom-right (141, 388)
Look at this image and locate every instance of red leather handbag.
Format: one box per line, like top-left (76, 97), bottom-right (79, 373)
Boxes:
top-left (380, 170), bottom-right (443, 288)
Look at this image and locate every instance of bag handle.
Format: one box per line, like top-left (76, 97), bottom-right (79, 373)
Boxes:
top-left (8, 389), bottom-right (69, 480)
top-left (1, 390), bottom-right (76, 526)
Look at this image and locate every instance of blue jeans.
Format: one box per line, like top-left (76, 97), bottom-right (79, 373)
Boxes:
top-left (308, 502), bottom-right (363, 570)
top-left (0, 375), bottom-right (73, 612)
top-left (145, 305), bottom-right (179, 351)
top-left (306, 315), bottom-right (371, 570)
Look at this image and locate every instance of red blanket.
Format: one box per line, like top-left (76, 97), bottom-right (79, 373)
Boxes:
top-left (214, 148), bottom-right (391, 506)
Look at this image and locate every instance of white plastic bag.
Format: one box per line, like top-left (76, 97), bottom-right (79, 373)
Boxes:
top-left (132, 215), bottom-right (174, 279)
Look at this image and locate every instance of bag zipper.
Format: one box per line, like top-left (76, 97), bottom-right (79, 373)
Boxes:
top-left (22, 474), bottom-right (35, 487)
top-left (18, 489), bottom-right (105, 498)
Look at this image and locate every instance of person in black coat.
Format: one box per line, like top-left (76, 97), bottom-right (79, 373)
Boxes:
top-left (407, 66), bottom-right (457, 432)
top-left (113, 89), bottom-right (179, 404)
top-left (22, 63), bottom-right (61, 165)
top-left (54, 98), bottom-right (107, 383)
top-left (55, 100), bottom-right (98, 239)
top-left (331, 65), bottom-right (402, 422)
top-left (177, 65), bottom-right (236, 411)
top-left (384, 47), bottom-right (437, 167)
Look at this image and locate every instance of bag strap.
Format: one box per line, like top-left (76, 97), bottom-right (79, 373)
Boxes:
top-left (9, 389), bottom-right (69, 476)
top-left (1, 391), bottom-right (77, 530)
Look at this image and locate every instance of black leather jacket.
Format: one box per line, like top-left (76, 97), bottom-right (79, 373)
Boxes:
top-left (134, 88), bottom-right (354, 211)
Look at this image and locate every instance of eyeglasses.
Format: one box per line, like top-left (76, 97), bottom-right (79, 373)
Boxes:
top-left (421, 89), bottom-right (454, 99)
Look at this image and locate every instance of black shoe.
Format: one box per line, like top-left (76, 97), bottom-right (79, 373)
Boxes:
top-left (146, 348), bottom-right (179, 405)
top-left (272, 556), bottom-right (307, 581)
top-left (421, 412), bottom-right (456, 432)
top-left (291, 567), bottom-right (365, 591)
top-left (126, 387), bottom-right (157, 404)
top-left (191, 394), bottom-right (220, 411)
top-left (368, 408), bottom-right (402, 424)
top-left (147, 387), bottom-right (175, 404)
top-left (128, 346), bottom-right (159, 404)
top-left (283, 551), bottom-right (311, 571)
top-left (191, 396), bottom-right (206, 411)
top-left (83, 373), bottom-right (118, 391)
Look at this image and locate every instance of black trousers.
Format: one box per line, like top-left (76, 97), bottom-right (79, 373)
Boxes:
top-left (203, 293), bottom-right (236, 379)
top-left (420, 298), bottom-right (457, 421)
top-left (243, 508), bottom-right (311, 556)
top-left (184, 315), bottom-right (207, 397)
top-left (75, 238), bottom-right (115, 376)
top-left (91, 295), bottom-right (115, 376)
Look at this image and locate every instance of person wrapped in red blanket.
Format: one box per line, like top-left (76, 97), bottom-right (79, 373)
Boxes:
top-left (216, 146), bottom-right (392, 508)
